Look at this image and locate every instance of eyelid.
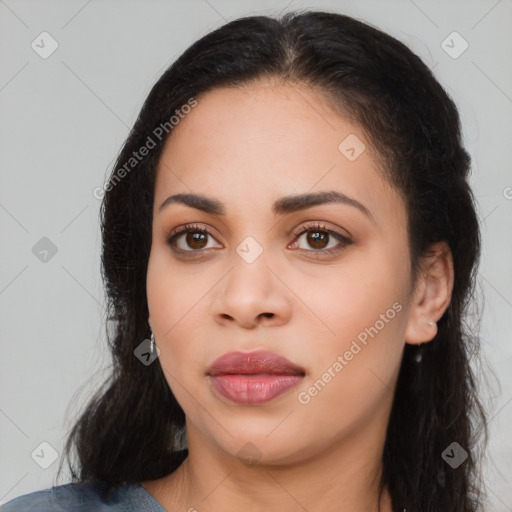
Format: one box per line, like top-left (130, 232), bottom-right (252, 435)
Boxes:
top-left (291, 221), bottom-right (352, 241)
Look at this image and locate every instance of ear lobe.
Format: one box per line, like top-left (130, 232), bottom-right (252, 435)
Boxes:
top-left (404, 242), bottom-right (454, 345)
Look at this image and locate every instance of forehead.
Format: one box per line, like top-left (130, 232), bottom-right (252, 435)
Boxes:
top-left (154, 80), bottom-right (405, 227)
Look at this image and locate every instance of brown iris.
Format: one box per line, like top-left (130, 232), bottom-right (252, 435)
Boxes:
top-left (306, 230), bottom-right (329, 250)
top-left (186, 231), bottom-right (208, 249)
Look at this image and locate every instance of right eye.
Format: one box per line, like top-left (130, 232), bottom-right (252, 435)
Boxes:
top-left (166, 223), bottom-right (222, 253)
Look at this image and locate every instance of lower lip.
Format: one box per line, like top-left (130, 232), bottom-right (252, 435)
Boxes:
top-left (209, 374), bottom-right (304, 405)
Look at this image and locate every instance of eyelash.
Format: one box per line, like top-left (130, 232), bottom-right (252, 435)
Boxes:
top-left (166, 222), bottom-right (352, 257)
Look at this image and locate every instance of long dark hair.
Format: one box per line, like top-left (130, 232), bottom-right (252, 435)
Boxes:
top-left (58, 9), bottom-right (488, 511)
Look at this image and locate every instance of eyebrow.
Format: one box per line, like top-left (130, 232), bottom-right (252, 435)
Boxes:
top-left (159, 190), bottom-right (374, 222)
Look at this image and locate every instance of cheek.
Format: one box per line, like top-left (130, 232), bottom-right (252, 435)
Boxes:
top-left (293, 271), bottom-right (407, 436)
top-left (297, 245), bottom-right (408, 376)
top-left (146, 252), bottom-right (213, 393)
top-left (146, 247), bottom-right (212, 331)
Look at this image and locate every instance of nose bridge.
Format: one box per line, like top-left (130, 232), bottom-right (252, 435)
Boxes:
top-left (228, 233), bottom-right (275, 297)
top-left (211, 233), bottom-right (291, 326)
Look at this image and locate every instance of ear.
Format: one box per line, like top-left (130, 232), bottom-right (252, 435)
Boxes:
top-left (404, 241), bottom-right (454, 345)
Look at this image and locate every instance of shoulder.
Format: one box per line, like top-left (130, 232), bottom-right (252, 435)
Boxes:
top-left (0, 480), bottom-right (159, 512)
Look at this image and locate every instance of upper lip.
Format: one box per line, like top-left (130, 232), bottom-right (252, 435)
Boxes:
top-left (206, 350), bottom-right (305, 376)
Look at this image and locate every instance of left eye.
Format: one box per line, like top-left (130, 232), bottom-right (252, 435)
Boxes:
top-left (290, 223), bottom-right (352, 255)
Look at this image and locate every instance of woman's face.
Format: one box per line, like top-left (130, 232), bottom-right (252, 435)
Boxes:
top-left (146, 80), bottom-right (417, 465)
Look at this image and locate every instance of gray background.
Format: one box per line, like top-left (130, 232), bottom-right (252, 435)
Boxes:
top-left (0, 0), bottom-right (511, 510)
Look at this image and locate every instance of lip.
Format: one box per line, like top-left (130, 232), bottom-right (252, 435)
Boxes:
top-left (207, 350), bottom-right (305, 376)
top-left (206, 350), bottom-right (305, 405)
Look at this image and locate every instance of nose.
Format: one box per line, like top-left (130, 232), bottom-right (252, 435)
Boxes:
top-left (210, 252), bottom-right (292, 329)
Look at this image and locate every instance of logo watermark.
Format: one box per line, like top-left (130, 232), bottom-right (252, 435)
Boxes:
top-left (31, 441), bottom-right (59, 469)
top-left (441, 31), bottom-right (469, 59)
top-left (442, 441), bottom-right (468, 469)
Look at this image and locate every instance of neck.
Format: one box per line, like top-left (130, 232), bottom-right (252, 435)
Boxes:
top-left (158, 417), bottom-right (393, 512)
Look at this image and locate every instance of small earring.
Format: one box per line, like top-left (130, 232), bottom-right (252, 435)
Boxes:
top-left (150, 331), bottom-right (155, 354)
top-left (413, 343), bottom-right (424, 363)
top-left (428, 321), bottom-right (436, 327)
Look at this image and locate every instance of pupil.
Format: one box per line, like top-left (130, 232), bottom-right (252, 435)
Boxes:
top-left (309, 231), bottom-right (327, 248)
top-left (188, 232), bottom-right (206, 248)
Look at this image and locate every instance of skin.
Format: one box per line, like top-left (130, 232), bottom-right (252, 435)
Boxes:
top-left (142, 79), bottom-right (454, 512)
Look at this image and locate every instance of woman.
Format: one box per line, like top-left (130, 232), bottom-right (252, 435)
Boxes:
top-left (2, 9), bottom-right (487, 512)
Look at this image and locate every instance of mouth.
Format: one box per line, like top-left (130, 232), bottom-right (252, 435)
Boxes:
top-left (206, 350), bottom-right (305, 405)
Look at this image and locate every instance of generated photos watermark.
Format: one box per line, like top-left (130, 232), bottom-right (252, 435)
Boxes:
top-left (298, 301), bottom-right (403, 405)
top-left (93, 97), bottom-right (198, 200)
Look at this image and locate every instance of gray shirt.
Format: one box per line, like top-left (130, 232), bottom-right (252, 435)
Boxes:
top-left (0, 480), bottom-right (167, 511)
top-left (1, 479), bottom-right (413, 511)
